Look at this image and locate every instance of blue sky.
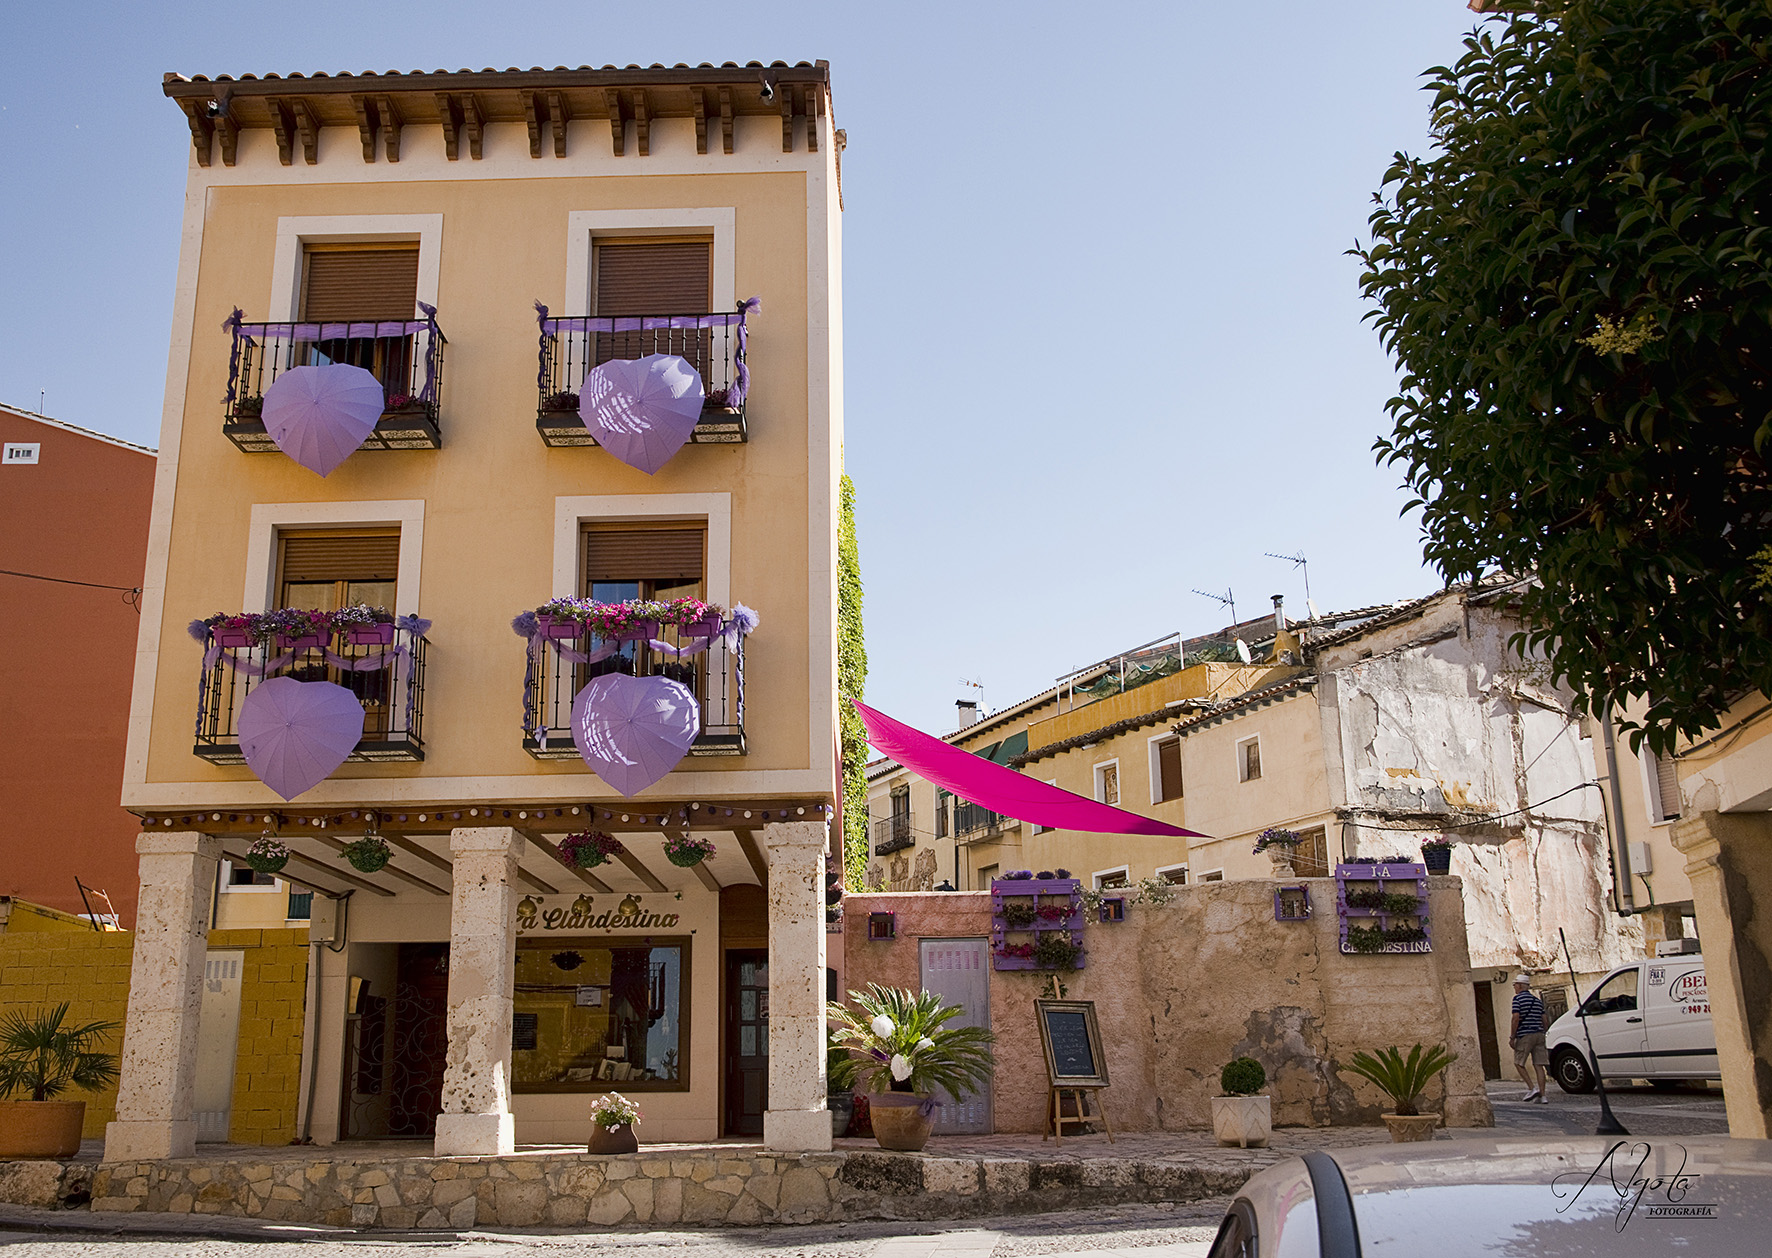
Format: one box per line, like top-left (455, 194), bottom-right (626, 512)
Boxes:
top-left (0, 1), bottom-right (1485, 735)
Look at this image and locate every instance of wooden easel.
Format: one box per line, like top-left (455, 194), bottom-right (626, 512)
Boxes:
top-left (1045, 1084), bottom-right (1113, 1146)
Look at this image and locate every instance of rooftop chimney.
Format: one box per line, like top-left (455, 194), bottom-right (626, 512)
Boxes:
top-left (1272, 594), bottom-right (1286, 635)
top-left (956, 699), bottom-right (979, 729)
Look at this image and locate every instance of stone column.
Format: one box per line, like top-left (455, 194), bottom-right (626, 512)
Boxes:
top-left (761, 820), bottom-right (832, 1152)
top-left (435, 826), bottom-right (524, 1156)
top-left (104, 831), bottom-right (221, 1161)
top-left (1673, 810), bottom-right (1772, 1138)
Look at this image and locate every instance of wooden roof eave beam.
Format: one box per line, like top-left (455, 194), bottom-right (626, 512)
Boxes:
top-left (305, 836), bottom-right (448, 896)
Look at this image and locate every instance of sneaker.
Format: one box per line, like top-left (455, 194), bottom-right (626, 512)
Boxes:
top-left (1521, 1090), bottom-right (1540, 1101)
top-left (1536, 1092), bottom-right (1550, 1104)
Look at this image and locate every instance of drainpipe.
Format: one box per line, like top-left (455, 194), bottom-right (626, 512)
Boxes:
top-left (1599, 704), bottom-right (1637, 915)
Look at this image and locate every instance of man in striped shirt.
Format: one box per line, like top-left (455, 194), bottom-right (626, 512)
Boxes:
top-left (1511, 974), bottom-right (1550, 1102)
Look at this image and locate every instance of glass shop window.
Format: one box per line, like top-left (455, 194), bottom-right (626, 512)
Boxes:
top-left (512, 939), bottom-right (688, 1092)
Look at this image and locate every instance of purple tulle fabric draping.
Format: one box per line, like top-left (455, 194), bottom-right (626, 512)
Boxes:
top-left (851, 700), bottom-right (1208, 839)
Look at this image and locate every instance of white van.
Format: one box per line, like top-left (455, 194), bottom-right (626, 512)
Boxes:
top-left (1545, 953), bottom-right (1719, 1092)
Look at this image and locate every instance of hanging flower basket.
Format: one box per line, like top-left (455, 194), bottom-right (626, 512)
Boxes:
top-left (663, 834), bottom-right (716, 868)
top-left (559, 831), bottom-right (624, 869)
top-left (342, 837), bottom-right (392, 873)
top-left (245, 836), bottom-right (289, 875)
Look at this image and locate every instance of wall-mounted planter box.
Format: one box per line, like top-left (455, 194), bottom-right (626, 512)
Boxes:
top-left (989, 878), bottom-right (1085, 970)
top-left (1274, 885), bottom-right (1312, 922)
top-left (867, 911), bottom-right (896, 942)
top-left (1098, 895), bottom-right (1127, 923)
top-left (1335, 863), bottom-right (1431, 954)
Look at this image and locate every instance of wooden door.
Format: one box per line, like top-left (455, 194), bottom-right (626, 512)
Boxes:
top-left (724, 949), bottom-right (768, 1136)
top-left (919, 938), bottom-right (992, 1133)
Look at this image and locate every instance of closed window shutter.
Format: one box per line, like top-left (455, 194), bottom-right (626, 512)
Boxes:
top-left (1158, 738), bottom-right (1182, 801)
top-left (594, 242), bottom-right (712, 314)
top-left (582, 527), bottom-right (705, 586)
top-left (280, 532), bottom-right (401, 582)
top-left (1650, 751), bottom-right (1682, 822)
top-left (302, 248), bottom-right (420, 321)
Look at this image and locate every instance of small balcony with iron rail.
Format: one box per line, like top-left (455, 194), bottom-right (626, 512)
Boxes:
top-left (954, 800), bottom-right (1017, 842)
top-left (533, 300), bottom-right (756, 448)
top-left (221, 307), bottom-right (448, 453)
top-left (194, 619), bottom-right (429, 763)
top-left (872, 813), bottom-right (915, 856)
top-left (521, 616), bottom-right (747, 759)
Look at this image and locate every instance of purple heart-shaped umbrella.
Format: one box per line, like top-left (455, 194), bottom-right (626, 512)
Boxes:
top-left (571, 673), bottom-right (702, 796)
top-left (238, 677), bottom-right (366, 801)
top-left (580, 353), bottom-right (705, 475)
top-left (263, 363), bottom-right (386, 477)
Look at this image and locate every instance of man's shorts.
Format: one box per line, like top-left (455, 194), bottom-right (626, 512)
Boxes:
top-left (1512, 1032), bottom-right (1548, 1067)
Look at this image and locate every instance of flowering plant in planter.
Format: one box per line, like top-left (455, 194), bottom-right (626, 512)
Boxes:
top-left (541, 390), bottom-right (581, 413)
top-left (263, 608), bottom-right (333, 644)
top-left (1000, 903), bottom-right (1037, 929)
top-left (705, 386), bottom-right (732, 409)
top-left (559, 831), bottom-right (624, 869)
top-left (234, 394), bottom-right (265, 419)
top-left (662, 834), bottom-right (716, 868)
top-left (993, 942), bottom-right (1035, 960)
top-left (341, 837), bottom-right (392, 873)
top-left (532, 597), bottom-right (728, 638)
top-left (590, 1091), bottom-right (642, 1131)
top-left (245, 835), bottom-right (289, 875)
top-left (1001, 870), bottom-right (1035, 881)
top-left (1252, 826), bottom-right (1302, 854)
top-left (331, 604), bottom-right (395, 628)
top-left (1033, 932), bottom-right (1084, 971)
top-left (1034, 903), bottom-right (1072, 923)
top-left (384, 393), bottom-right (427, 412)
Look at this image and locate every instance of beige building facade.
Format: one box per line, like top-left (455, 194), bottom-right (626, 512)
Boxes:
top-left (108, 62), bottom-right (845, 1160)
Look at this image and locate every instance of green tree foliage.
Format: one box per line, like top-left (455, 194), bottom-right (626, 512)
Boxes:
top-left (838, 471), bottom-right (870, 887)
top-left (1358, 2), bottom-right (1772, 750)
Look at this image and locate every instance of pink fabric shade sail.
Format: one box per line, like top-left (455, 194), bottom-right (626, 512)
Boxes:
top-left (572, 672), bottom-right (702, 796)
top-left (852, 700), bottom-right (1208, 839)
top-left (262, 362), bottom-right (385, 477)
top-left (238, 677), bottom-right (366, 801)
top-left (579, 353), bottom-right (705, 475)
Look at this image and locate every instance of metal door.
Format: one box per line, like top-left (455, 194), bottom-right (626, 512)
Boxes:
top-left (919, 938), bottom-right (992, 1134)
top-left (194, 951), bottom-right (244, 1141)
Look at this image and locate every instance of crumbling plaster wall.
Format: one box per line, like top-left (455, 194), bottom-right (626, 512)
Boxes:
top-left (1321, 601), bottom-right (1641, 974)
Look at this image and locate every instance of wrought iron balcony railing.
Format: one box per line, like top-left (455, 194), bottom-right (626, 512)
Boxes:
top-left (221, 308), bottom-right (448, 453)
top-left (872, 814), bottom-right (915, 855)
top-left (533, 302), bottom-right (755, 448)
top-left (521, 622), bottom-right (746, 759)
top-left (954, 800), bottom-right (1009, 838)
top-left (194, 629), bottom-right (428, 763)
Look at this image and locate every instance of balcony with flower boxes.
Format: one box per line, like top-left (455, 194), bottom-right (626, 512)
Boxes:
top-left (221, 308), bottom-right (448, 453)
top-left (518, 599), bottom-right (751, 760)
top-left (192, 610), bottom-right (430, 763)
top-left (533, 301), bottom-right (756, 448)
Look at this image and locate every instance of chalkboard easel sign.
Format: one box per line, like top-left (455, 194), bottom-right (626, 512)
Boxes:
top-left (1035, 999), bottom-right (1109, 1088)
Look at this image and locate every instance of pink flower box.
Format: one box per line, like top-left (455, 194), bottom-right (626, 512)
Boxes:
top-left (277, 632), bottom-right (330, 652)
top-left (614, 619), bottom-right (661, 644)
top-left (212, 626), bottom-right (256, 648)
top-left (681, 613), bottom-right (724, 640)
top-left (536, 615), bottom-right (584, 641)
top-left (345, 623), bottom-right (396, 646)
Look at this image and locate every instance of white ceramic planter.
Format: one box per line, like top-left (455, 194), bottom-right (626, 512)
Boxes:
top-left (1211, 1094), bottom-right (1272, 1148)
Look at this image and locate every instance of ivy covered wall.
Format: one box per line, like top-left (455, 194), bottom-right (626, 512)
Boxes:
top-left (837, 470), bottom-right (869, 887)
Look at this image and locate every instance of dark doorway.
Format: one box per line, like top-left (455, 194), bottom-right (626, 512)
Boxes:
top-left (1473, 981), bottom-right (1502, 1080)
top-left (724, 949), bottom-right (768, 1136)
top-left (342, 942), bottom-right (449, 1138)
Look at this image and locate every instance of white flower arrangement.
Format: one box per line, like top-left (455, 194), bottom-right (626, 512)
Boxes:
top-left (590, 1091), bottom-right (642, 1130)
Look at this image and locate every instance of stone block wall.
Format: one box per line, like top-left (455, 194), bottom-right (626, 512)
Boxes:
top-left (844, 878), bottom-right (1493, 1133)
top-left (0, 927), bottom-right (307, 1142)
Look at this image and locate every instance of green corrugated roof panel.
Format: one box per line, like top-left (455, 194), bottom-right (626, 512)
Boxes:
top-left (993, 730), bottom-right (1029, 762)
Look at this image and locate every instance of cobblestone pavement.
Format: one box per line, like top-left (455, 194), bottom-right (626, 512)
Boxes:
top-left (0, 1078), bottom-right (1727, 1257)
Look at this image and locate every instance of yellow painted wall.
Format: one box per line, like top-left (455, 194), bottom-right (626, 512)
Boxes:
top-left (1598, 701), bottom-right (1695, 913)
top-left (1026, 662), bottom-right (1296, 749)
top-left (0, 928), bottom-right (308, 1143)
top-left (140, 171), bottom-right (822, 800)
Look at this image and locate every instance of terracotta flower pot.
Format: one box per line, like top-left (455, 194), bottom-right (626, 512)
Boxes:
top-left (0, 1100), bottom-right (87, 1159)
top-left (1383, 1112), bottom-right (1439, 1143)
top-left (587, 1121), bottom-right (638, 1154)
top-left (1211, 1095), bottom-right (1271, 1148)
top-left (865, 1093), bottom-right (935, 1151)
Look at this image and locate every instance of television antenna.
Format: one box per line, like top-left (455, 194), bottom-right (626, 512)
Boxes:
top-left (959, 676), bottom-right (985, 712)
top-left (1265, 551), bottom-right (1320, 619)
top-left (1192, 587), bottom-right (1236, 627)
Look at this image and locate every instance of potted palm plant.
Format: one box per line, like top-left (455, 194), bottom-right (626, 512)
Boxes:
top-left (0, 1003), bottom-right (120, 1158)
top-left (827, 984), bottom-right (994, 1152)
top-left (1212, 1056), bottom-right (1271, 1148)
top-left (1343, 1043), bottom-right (1457, 1142)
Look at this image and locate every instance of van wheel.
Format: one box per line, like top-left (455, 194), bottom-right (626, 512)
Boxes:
top-left (1552, 1047), bottom-right (1595, 1093)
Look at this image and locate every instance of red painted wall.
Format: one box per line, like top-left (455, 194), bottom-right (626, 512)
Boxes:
top-left (0, 407), bottom-right (154, 925)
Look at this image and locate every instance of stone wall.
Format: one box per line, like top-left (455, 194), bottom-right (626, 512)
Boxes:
top-left (843, 879), bottom-right (1493, 1133)
top-left (9, 1146), bottom-right (1261, 1228)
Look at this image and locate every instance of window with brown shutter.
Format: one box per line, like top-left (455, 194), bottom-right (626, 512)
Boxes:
top-left (276, 529), bottom-right (401, 737)
top-left (301, 246), bottom-right (421, 321)
top-left (1156, 737), bottom-right (1183, 802)
top-left (581, 525), bottom-right (705, 590)
top-left (592, 240), bottom-right (714, 379)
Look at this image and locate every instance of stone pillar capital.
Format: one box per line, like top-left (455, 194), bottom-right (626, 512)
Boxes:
top-left (449, 825), bottom-right (525, 857)
top-left (135, 830), bottom-right (223, 858)
top-left (760, 819), bottom-right (829, 854)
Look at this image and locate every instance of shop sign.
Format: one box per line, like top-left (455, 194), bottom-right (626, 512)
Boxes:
top-left (516, 894), bottom-right (681, 932)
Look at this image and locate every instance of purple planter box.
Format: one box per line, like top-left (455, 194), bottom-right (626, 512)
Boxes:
top-left (345, 622), bottom-right (396, 646)
top-left (614, 619), bottom-right (661, 644)
top-left (277, 631), bottom-right (330, 652)
top-left (1335, 863), bottom-right (1432, 955)
top-left (212, 625), bottom-right (256, 648)
top-left (990, 878), bottom-right (1084, 969)
top-left (681, 613), bottom-right (724, 640)
top-left (536, 615), bottom-right (584, 641)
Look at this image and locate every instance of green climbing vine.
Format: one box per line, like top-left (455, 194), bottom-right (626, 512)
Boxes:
top-left (837, 469), bottom-right (869, 888)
